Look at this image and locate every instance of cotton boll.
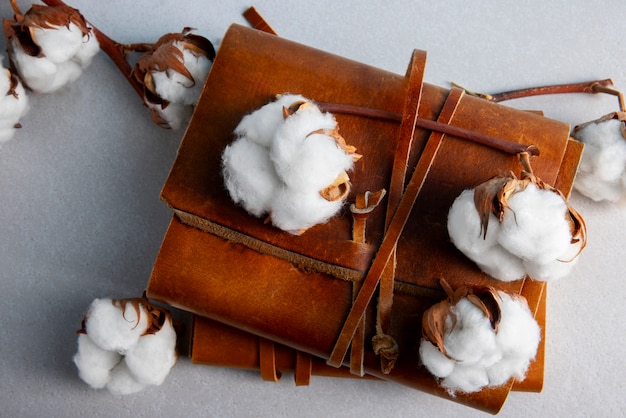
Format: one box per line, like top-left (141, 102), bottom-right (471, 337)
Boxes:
top-left (234, 94), bottom-right (308, 148)
top-left (270, 186), bottom-right (344, 234)
top-left (124, 316), bottom-right (177, 386)
top-left (10, 42), bottom-right (84, 94)
top-left (498, 184), bottom-right (573, 265)
top-left (151, 42), bottom-right (212, 106)
top-left (73, 334), bottom-right (122, 389)
top-left (106, 361), bottom-right (147, 395)
top-left (573, 118), bottom-right (626, 202)
top-left (84, 298), bottom-right (150, 354)
top-left (222, 137), bottom-right (281, 217)
top-left (225, 95), bottom-right (359, 233)
top-left (420, 289), bottom-right (541, 394)
top-left (8, 30), bottom-right (98, 94)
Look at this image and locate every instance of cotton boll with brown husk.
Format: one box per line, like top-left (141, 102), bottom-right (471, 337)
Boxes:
top-left (266, 101), bottom-right (360, 234)
top-left (3, 3), bottom-right (99, 93)
top-left (572, 112), bottom-right (626, 202)
top-left (0, 65), bottom-right (29, 143)
top-left (447, 154), bottom-right (586, 282)
top-left (132, 29), bottom-right (216, 129)
top-left (73, 297), bottom-right (177, 395)
top-left (222, 95), bottom-right (361, 234)
top-left (419, 280), bottom-right (541, 394)
top-left (82, 298), bottom-right (151, 354)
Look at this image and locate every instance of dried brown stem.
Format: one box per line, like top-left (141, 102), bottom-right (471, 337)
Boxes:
top-left (9, 0), bottom-right (23, 22)
top-left (41, 0), bottom-right (144, 99)
top-left (317, 102), bottom-right (540, 156)
top-left (487, 78), bottom-right (615, 103)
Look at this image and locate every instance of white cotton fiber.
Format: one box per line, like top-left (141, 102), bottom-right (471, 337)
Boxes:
top-left (573, 118), bottom-right (626, 202)
top-left (74, 297), bottom-right (178, 395)
top-left (498, 183), bottom-right (572, 264)
top-left (448, 183), bottom-right (580, 282)
top-left (223, 95), bottom-right (359, 234)
top-left (271, 113), bottom-right (353, 191)
top-left (442, 299), bottom-right (499, 366)
top-left (419, 291), bottom-right (541, 394)
top-left (222, 137), bottom-right (281, 217)
top-left (74, 334), bottom-right (122, 389)
top-left (83, 298), bottom-right (149, 354)
top-left (447, 189), bottom-right (526, 282)
top-left (418, 340), bottom-right (455, 378)
top-left (10, 25), bottom-right (99, 94)
top-left (487, 293), bottom-right (541, 385)
top-left (124, 317), bottom-right (177, 386)
top-left (234, 94), bottom-right (308, 148)
top-left (106, 361), bottom-right (147, 396)
top-left (31, 24), bottom-right (85, 64)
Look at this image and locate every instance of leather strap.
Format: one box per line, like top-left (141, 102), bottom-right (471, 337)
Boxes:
top-left (294, 351), bottom-right (312, 386)
top-left (242, 6), bottom-right (278, 35)
top-left (259, 337), bottom-right (282, 382)
top-left (373, 49), bottom-right (427, 374)
top-left (349, 189), bottom-right (386, 376)
top-left (327, 86), bottom-right (466, 369)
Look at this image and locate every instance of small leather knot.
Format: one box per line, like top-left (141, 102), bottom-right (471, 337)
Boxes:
top-left (371, 333), bottom-right (399, 374)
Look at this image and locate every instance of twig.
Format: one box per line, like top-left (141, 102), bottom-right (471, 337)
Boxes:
top-left (317, 102), bottom-right (539, 156)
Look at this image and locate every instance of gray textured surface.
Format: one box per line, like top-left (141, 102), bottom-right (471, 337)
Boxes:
top-left (1, 1), bottom-right (625, 416)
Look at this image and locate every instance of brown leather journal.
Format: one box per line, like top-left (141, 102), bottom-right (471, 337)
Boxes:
top-left (147, 23), bottom-right (581, 413)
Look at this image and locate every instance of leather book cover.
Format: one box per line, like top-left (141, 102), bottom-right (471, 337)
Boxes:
top-left (147, 23), bottom-right (581, 413)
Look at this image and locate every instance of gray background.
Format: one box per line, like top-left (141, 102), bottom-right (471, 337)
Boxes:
top-left (1, 0), bottom-right (625, 417)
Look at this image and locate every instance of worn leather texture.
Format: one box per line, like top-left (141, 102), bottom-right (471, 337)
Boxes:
top-left (147, 24), bottom-right (582, 413)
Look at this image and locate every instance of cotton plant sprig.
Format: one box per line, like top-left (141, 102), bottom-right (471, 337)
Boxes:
top-left (454, 78), bottom-right (626, 202)
top-left (3, 0), bottom-right (99, 93)
top-left (222, 94), bottom-right (361, 234)
top-left (0, 60), bottom-right (28, 142)
top-left (73, 296), bottom-right (177, 395)
top-left (36, 0), bottom-right (216, 130)
top-left (419, 279), bottom-right (541, 395)
top-left (447, 152), bottom-right (586, 282)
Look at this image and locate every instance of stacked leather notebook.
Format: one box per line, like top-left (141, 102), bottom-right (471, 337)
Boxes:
top-left (146, 23), bottom-right (582, 413)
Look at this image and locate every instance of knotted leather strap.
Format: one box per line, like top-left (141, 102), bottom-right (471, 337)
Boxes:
top-left (327, 86), bottom-right (466, 369)
top-left (373, 49), bottom-right (427, 374)
top-left (349, 189), bottom-right (387, 376)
